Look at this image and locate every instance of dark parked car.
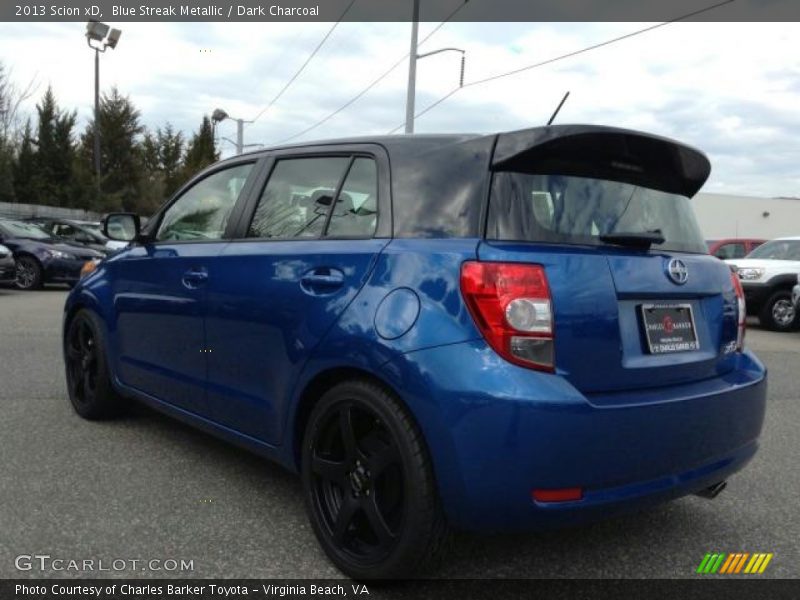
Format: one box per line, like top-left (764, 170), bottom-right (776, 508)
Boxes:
top-left (64, 125), bottom-right (766, 578)
top-left (707, 238), bottom-right (766, 259)
top-left (0, 218), bottom-right (103, 289)
top-left (27, 217), bottom-right (124, 255)
top-left (0, 244), bottom-right (15, 284)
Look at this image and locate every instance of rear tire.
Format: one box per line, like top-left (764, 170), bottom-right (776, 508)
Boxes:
top-left (759, 290), bottom-right (797, 332)
top-left (64, 309), bottom-right (126, 419)
top-left (301, 379), bottom-right (450, 579)
top-left (15, 255), bottom-right (43, 290)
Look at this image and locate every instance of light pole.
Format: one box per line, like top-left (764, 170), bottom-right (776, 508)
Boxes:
top-left (85, 21), bottom-right (121, 179)
top-left (212, 108), bottom-right (253, 155)
top-left (404, 0), bottom-right (466, 134)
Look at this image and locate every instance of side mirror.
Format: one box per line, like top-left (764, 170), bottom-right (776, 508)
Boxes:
top-left (103, 213), bottom-right (140, 242)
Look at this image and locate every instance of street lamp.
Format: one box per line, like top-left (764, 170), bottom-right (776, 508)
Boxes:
top-left (404, 0), bottom-right (467, 134)
top-left (85, 20), bottom-right (122, 178)
top-left (212, 108), bottom-right (253, 155)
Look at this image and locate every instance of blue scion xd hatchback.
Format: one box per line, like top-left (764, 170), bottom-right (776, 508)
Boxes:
top-left (63, 125), bottom-right (767, 579)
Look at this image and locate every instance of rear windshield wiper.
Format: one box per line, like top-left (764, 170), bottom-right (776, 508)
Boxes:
top-left (599, 229), bottom-right (665, 249)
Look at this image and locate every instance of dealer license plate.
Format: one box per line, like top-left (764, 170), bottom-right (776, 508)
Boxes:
top-left (640, 303), bottom-right (699, 354)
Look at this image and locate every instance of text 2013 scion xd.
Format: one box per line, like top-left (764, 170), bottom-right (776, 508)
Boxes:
top-left (63, 125), bottom-right (766, 579)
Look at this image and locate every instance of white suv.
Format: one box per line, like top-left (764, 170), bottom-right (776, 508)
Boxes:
top-left (726, 236), bottom-right (800, 331)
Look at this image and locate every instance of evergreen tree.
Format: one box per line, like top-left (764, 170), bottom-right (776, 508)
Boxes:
top-left (33, 86), bottom-right (77, 206)
top-left (158, 123), bottom-right (184, 197)
top-left (141, 130), bottom-right (160, 173)
top-left (183, 115), bottom-right (218, 180)
top-left (80, 86), bottom-right (144, 212)
top-left (12, 119), bottom-right (36, 205)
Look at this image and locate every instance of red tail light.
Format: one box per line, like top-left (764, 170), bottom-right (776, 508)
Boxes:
top-left (460, 261), bottom-right (554, 371)
top-left (731, 270), bottom-right (746, 351)
top-left (532, 488), bottom-right (583, 503)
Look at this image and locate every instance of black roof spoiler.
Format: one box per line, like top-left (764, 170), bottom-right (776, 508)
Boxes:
top-left (491, 124), bottom-right (711, 197)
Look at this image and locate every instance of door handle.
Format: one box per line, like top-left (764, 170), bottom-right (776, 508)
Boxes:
top-left (182, 268), bottom-right (208, 289)
top-left (300, 268), bottom-right (345, 294)
top-left (302, 273), bottom-right (344, 286)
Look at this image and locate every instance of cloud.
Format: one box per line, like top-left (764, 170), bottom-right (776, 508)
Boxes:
top-left (0, 21), bottom-right (798, 196)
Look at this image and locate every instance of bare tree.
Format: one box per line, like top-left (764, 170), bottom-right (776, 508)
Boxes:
top-left (0, 61), bottom-right (37, 146)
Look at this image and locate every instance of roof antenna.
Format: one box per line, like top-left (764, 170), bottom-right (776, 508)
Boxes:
top-left (547, 91), bottom-right (570, 126)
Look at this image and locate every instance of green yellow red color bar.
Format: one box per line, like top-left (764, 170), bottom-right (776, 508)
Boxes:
top-left (696, 553), bottom-right (773, 574)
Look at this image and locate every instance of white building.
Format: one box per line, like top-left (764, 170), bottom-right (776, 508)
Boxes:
top-left (692, 193), bottom-right (800, 240)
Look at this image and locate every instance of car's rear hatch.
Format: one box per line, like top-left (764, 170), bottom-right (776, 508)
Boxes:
top-left (479, 125), bottom-right (740, 401)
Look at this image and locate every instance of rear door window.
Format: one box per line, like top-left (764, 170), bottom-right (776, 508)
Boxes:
top-left (326, 158), bottom-right (378, 238)
top-left (487, 172), bottom-right (707, 253)
top-left (247, 156), bottom-right (378, 240)
top-left (247, 157), bottom-right (350, 239)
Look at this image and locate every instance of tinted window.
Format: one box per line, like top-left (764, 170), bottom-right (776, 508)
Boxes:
top-left (714, 243), bottom-right (746, 259)
top-left (326, 158), bottom-right (378, 238)
top-left (746, 239), bottom-right (800, 260)
top-left (156, 163), bottom-right (253, 241)
top-left (487, 173), bottom-right (707, 253)
top-left (248, 157), bottom-right (350, 239)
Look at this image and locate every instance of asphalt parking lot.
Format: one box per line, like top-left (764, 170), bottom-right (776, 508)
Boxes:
top-left (1, 286), bottom-right (798, 580)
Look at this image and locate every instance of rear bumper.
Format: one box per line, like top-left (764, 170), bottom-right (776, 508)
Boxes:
top-left (792, 284), bottom-right (800, 309)
top-left (385, 341), bottom-right (767, 532)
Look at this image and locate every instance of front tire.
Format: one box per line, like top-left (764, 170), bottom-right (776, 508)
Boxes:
top-left (302, 379), bottom-right (449, 579)
top-left (15, 255), bottom-right (43, 290)
top-left (759, 290), bottom-right (797, 331)
top-left (64, 309), bottom-right (126, 419)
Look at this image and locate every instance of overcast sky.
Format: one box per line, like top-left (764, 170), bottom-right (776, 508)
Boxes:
top-left (0, 20), bottom-right (798, 197)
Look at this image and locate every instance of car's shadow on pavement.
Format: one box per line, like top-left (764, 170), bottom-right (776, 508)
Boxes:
top-left (110, 399), bottom-right (720, 579)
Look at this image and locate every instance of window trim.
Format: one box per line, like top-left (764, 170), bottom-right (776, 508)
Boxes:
top-left (228, 144), bottom-right (391, 242)
top-left (142, 157), bottom-right (262, 246)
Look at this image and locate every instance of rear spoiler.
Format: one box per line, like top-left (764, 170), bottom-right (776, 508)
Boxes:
top-left (491, 124), bottom-right (711, 197)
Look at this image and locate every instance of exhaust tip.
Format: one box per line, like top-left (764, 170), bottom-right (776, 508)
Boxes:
top-left (695, 480), bottom-right (727, 499)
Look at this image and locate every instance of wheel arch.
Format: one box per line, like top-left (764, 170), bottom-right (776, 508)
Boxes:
top-left (290, 366), bottom-right (414, 471)
top-left (765, 274), bottom-right (799, 291)
top-left (13, 251), bottom-right (43, 273)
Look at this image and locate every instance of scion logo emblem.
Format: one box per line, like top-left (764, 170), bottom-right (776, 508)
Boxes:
top-left (667, 258), bottom-right (689, 285)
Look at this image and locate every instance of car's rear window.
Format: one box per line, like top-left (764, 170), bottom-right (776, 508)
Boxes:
top-left (487, 173), bottom-right (707, 253)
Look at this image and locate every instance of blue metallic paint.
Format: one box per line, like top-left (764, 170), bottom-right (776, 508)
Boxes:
top-left (203, 238), bottom-right (388, 444)
top-left (64, 231), bottom-right (767, 533)
top-left (377, 340), bottom-right (765, 530)
top-left (64, 229), bottom-right (767, 532)
top-left (62, 127), bottom-right (767, 536)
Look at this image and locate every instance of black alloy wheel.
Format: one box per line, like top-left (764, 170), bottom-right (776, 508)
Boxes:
top-left (64, 310), bottom-right (125, 419)
top-left (302, 380), bottom-right (449, 579)
top-left (310, 402), bottom-right (403, 561)
top-left (65, 315), bottom-right (99, 408)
